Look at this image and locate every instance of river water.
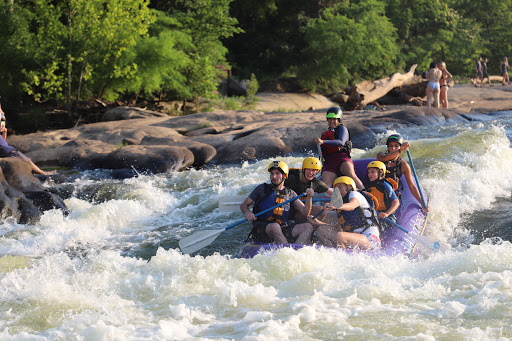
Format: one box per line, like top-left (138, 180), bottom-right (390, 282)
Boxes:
top-left (1, 111), bottom-right (512, 340)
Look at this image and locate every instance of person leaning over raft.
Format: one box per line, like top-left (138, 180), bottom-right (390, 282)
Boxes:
top-left (365, 161), bottom-right (400, 222)
top-left (0, 127), bottom-right (56, 176)
top-left (314, 106), bottom-right (364, 190)
top-left (240, 161), bottom-right (314, 244)
top-left (308, 176), bottom-right (381, 250)
top-left (285, 157), bottom-right (333, 221)
top-left (376, 134), bottom-right (429, 212)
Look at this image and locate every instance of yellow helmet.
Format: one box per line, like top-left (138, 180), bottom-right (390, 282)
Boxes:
top-left (268, 160), bottom-right (289, 178)
top-left (367, 161), bottom-right (387, 175)
top-left (333, 176), bottom-right (355, 190)
top-left (302, 157), bottom-right (321, 171)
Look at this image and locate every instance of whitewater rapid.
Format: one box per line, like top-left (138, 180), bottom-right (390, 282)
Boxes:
top-left (1, 114), bottom-right (512, 339)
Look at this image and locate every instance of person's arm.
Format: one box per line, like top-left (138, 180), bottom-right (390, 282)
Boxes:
top-left (339, 196), bottom-right (360, 211)
top-left (445, 70), bottom-right (453, 80)
top-left (294, 188), bottom-right (314, 217)
top-left (377, 142), bottom-right (410, 162)
top-left (378, 199), bottom-right (400, 219)
top-left (401, 161), bottom-right (429, 212)
top-left (319, 126), bottom-right (349, 148)
top-left (240, 197), bottom-right (256, 221)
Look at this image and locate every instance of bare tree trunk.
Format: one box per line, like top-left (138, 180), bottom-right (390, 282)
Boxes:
top-left (346, 64), bottom-right (418, 110)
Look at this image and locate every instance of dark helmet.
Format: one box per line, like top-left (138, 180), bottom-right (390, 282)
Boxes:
top-left (326, 107), bottom-right (342, 120)
top-left (386, 134), bottom-right (404, 146)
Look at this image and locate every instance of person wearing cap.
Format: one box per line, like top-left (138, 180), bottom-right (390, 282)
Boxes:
top-left (240, 160), bottom-right (314, 244)
top-left (285, 157), bottom-right (333, 221)
top-left (308, 176), bottom-right (381, 250)
top-left (376, 134), bottom-right (429, 212)
top-left (314, 106), bottom-right (364, 190)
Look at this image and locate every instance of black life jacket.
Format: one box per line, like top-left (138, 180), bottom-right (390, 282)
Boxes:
top-left (384, 156), bottom-right (403, 185)
top-left (253, 183), bottom-right (293, 224)
top-left (337, 190), bottom-right (382, 233)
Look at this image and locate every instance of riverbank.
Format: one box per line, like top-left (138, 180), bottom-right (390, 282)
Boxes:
top-left (6, 83), bottom-right (512, 175)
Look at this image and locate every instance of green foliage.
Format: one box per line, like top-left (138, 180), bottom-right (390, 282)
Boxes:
top-left (298, 0), bottom-right (398, 91)
top-left (244, 73), bottom-right (259, 107)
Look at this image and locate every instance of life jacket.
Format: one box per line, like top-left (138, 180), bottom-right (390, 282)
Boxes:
top-left (253, 183), bottom-right (292, 224)
top-left (336, 190), bottom-right (381, 233)
top-left (365, 178), bottom-right (399, 212)
top-left (320, 125), bottom-right (352, 157)
top-left (384, 156), bottom-right (403, 185)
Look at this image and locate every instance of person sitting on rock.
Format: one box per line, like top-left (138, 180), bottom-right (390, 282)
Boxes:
top-left (314, 106), bottom-right (364, 190)
top-left (365, 161), bottom-right (400, 222)
top-left (376, 133), bottom-right (428, 212)
top-left (0, 127), bottom-right (57, 176)
top-left (240, 160), bottom-right (314, 244)
top-left (308, 176), bottom-right (381, 250)
top-left (285, 156), bottom-right (333, 221)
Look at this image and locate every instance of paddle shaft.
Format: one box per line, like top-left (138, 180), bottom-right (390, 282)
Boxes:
top-left (317, 143), bottom-right (323, 168)
top-left (384, 217), bottom-right (442, 252)
top-left (406, 150), bottom-right (427, 209)
top-left (226, 193), bottom-right (307, 231)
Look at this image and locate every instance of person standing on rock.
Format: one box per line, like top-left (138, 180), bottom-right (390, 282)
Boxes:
top-left (0, 97), bottom-right (6, 140)
top-left (314, 107), bottom-right (364, 190)
top-left (426, 62), bottom-right (441, 107)
top-left (439, 61), bottom-right (453, 108)
top-left (0, 127), bottom-right (56, 176)
top-left (501, 57), bottom-right (510, 85)
top-left (481, 58), bottom-right (492, 88)
top-left (475, 56), bottom-right (483, 87)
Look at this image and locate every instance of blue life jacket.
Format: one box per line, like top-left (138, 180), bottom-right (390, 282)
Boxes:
top-left (254, 184), bottom-right (292, 224)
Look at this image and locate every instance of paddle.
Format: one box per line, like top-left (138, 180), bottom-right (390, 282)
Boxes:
top-left (310, 187), bottom-right (343, 220)
top-left (317, 143), bottom-right (323, 168)
top-left (180, 193), bottom-right (307, 254)
top-left (406, 150), bottom-right (427, 210)
top-left (218, 196), bottom-right (329, 212)
top-left (384, 217), bottom-right (450, 253)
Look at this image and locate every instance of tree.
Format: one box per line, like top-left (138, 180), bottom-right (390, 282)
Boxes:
top-left (19, 0), bottom-right (154, 114)
top-left (297, 0), bottom-right (398, 92)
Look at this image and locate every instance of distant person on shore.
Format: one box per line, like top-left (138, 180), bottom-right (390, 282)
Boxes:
top-left (314, 107), bottom-right (364, 190)
top-left (475, 56), bottom-right (483, 87)
top-left (481, 58), bottom-right (492, 87)
top-left (501, 57), bottom-right (510, 85)
top-left (0, 127), bottom-right (56, 176)
top-left (439, 61), bottom-right (453, 108)
top-left (376, 134), bottom-right (429, 212)
top-left (426, 62), bottom-right (441, 108)
top-left (0, 99), bottom-right (6, 140)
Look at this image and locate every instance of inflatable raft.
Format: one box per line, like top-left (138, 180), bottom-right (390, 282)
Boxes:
top-left (236, 158), bottom-right (428, 259)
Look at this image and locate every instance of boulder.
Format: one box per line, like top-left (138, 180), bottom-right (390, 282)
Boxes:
top-left (104, 145), bottom-right (194, 173)
top-left (102, 107), bottom-right (168, 121)
top-left (140, 136), bottom-right (217, 168)
top-left (0, 158), bottom-right (66, 223)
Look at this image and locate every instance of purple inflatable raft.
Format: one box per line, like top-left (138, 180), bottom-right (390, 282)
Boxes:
top-left (236, 158), bottom-right (428, 259)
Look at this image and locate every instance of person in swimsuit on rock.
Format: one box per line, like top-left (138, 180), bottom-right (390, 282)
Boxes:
top-left (426, 62), bottom-right (442, 108)
top-left (439, 61), bottom-right (453, 108)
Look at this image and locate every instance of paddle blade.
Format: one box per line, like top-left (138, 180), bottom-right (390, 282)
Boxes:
top-left (411, 233), bottom-right (451, 253)
top-left (329, 188), bottom-right (344, 208)
top-left (179, 229), bottom-right (224, 254)
top-left (218, 196), bottom-right (248, 212)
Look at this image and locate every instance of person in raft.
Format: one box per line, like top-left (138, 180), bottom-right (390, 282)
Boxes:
top-left (308, 176), bottom-right (381, 250)
top-left (240, 160), bottom-right (314, 244)
top-left (284, 156), bottom-right (333, 221)
top-left (376, 133), bottom-right (429, 212)
top-left (314, 106), bottom-right (364, 190)
top-left (365, 161), bottom-right (400, 222)
top-left (0, 127), bottom-right (56, 176)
